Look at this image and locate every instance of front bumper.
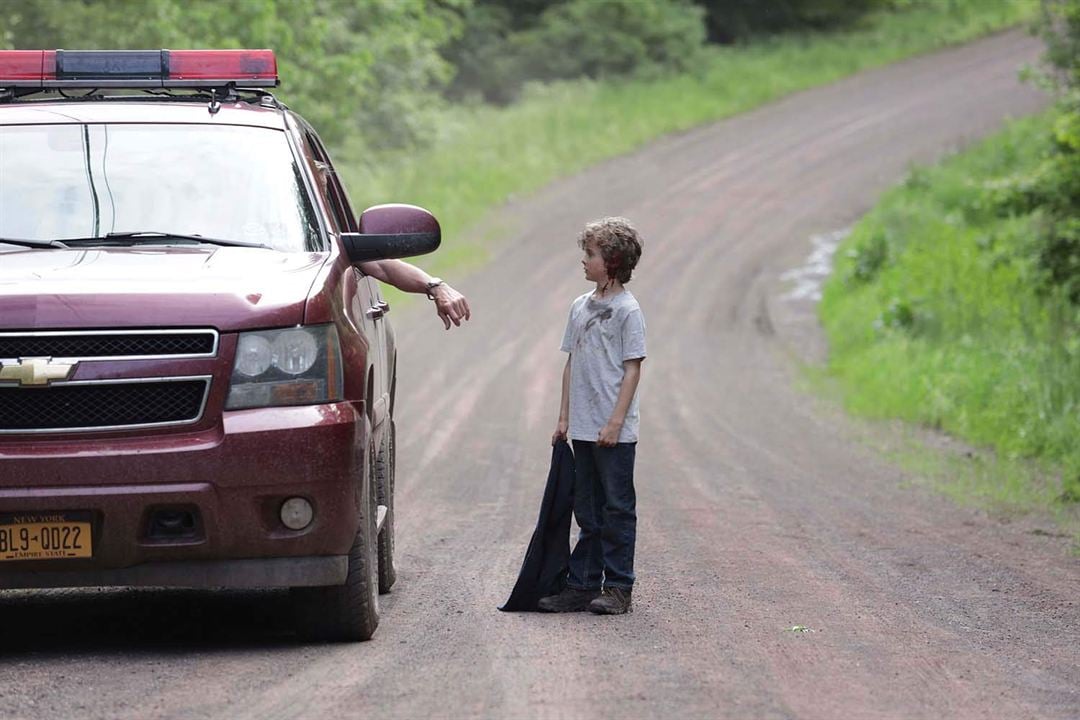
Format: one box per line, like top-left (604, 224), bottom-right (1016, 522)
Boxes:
top-left (0, 555), bottom-right (347, 590)
top-left (0, 402), bottom-right (366, 589)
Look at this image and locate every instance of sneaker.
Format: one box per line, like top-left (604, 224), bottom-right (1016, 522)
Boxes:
top-left (537, 587), bottom-right (600, 613)
top-left (588, 586), bottom-right (632, 615)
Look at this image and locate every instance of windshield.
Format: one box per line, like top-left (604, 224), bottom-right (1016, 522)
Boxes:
top-left (0, 123), bottom-right (320, 252)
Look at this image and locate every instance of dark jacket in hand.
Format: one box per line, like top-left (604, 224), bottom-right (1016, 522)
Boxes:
top-left (499, 440), bottom-right (575, 611)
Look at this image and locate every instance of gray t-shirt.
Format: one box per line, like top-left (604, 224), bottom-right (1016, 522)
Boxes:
top-left (560, 289), bottom-right (647, 443)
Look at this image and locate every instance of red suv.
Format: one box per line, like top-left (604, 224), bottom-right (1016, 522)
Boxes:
top-left (0, 50), bottom-right (434, 640)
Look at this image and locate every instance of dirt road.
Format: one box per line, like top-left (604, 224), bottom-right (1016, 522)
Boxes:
top-left (1, 30), bottom-right (1075, 720)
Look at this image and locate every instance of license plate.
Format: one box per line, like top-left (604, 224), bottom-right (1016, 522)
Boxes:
top-left (0, 512), bottom-right (92, 561)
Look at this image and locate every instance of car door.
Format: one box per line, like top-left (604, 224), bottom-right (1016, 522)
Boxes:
top-left (301, 130), bottom-right (389, 427)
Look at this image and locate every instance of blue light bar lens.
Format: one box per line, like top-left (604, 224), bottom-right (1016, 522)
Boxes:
top-left (56, 50), bottom-right (163, 80)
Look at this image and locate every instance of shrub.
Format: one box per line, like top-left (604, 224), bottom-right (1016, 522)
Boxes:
top-left (847, 229), bottom-right (891, 283)
top-left (523, 0), bottom-right (708, 82)
top-left (1025, 0), bottom-right (1080, 305)
top-left (442, 3), bottom-right (531, 104)
top-left (443, 0), bottom-right (708, 102)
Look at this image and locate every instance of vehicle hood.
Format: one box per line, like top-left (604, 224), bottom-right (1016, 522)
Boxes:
top-left (0, 247), bottom-right (330, 332)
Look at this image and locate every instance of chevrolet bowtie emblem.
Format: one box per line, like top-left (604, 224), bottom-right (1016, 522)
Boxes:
top-left (0, 357), bottom-right (77, 386)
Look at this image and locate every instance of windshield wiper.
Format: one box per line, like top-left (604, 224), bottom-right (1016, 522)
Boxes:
top-left (0, 237), bottom-right (69, 249)
top-left (62, 231), bottom-right (270, 249)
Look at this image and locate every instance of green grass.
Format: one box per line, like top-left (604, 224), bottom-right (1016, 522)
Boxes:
top-left (818, 111), bottom-right (1080, 537)
top-left (334, 0), bottom-right (1036, 296)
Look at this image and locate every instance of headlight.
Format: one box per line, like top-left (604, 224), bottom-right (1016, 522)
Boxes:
top-left (235, 334), bottom-right (273, 377)
top-left (272, 329), bottom-right (318, 375)
top-left (226, 324), bottom-right (344, 410)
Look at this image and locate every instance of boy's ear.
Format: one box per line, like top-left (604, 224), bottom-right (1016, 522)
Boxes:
top-left (607, 251), bottom-right (623, 278)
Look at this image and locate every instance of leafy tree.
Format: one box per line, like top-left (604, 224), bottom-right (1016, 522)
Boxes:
top-left (442, 2), bottom-right (529, 103)
top-left (525, 0), bottom-right (707, 81)
top-left (0, 0), bottom-right (465, 151)
top-left (1010, 0), bottom-right (1080, 304)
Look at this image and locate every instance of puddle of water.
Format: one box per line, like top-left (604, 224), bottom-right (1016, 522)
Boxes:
top-left (780, 228), bottom-right (850, 302)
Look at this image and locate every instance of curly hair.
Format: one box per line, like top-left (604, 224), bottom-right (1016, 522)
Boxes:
top-left (578, 216), bottom-right (644, 285)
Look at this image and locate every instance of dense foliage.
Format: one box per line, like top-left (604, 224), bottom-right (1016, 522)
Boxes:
top-left (0, 0), bottom-right (464, 151)
top-left (0, 0), bottom-right (977, 145)
top-left (444, 0), bottom-right (707, 103)
top-left (1024, 0), bottom-right (1080, 304)
top-left (821, 0), bottom-right (1080, 507)
top-left (442, 0), bottom-right (896, 103)
top-left (823, 112), bottom-right (1080, 507)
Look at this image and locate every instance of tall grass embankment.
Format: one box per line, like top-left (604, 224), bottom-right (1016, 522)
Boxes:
top-left (819, 112), bottom-right (1080, 533)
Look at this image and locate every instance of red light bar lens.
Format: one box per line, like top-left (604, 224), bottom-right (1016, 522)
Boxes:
top-left (0, 49), bottom-right (276, 89)
top-left (0, 51), bottom-right (56, 85)
top-left (167, 50), bottom-right (277, 87)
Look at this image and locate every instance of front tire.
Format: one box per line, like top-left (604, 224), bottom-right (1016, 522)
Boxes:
top-left (292, 441), bottom-right (380, 642)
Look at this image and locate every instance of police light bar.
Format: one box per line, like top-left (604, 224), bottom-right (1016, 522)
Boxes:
top-left (0, 49), bottom-right (278, 89)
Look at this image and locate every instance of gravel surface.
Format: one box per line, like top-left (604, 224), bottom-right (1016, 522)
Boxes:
top-left (1, 29), bottom-right (1076, 720)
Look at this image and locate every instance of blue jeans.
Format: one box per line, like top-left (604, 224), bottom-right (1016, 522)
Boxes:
top-left (567, 440), bottom-right (637, 591)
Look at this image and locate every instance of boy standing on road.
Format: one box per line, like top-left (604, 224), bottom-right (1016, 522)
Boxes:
top-left (540, 217), bottom-right (646, 616)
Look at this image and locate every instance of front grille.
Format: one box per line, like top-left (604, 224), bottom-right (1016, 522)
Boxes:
top-left (0, 379), bottom-right (209, 432)
top-left (0, 331), bottom-right (216, 360)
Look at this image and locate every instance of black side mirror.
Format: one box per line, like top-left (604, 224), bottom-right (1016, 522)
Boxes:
top-left (341, 204), bottom-right (441, 263)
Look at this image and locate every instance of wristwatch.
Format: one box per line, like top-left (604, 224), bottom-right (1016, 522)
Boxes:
top-left (424, 278), bottom-right (444, 300)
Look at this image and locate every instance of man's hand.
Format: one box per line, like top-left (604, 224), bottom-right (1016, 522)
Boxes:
top-left (430, 283), bottom-right (471, 330)
top-left (597, 420), bottom-right (622, 447)
top-left (552, 419), bottom-right (568, 446)
top-left (357, 260), bottom-right (471, 330)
